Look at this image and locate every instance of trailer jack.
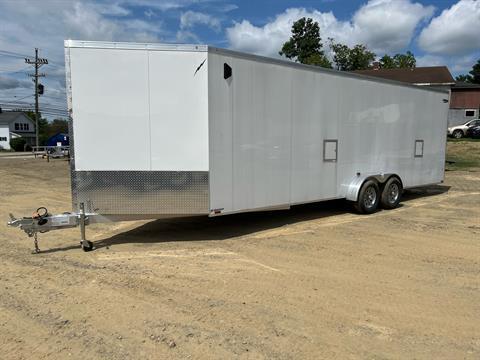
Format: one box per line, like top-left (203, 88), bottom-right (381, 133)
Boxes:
top-left (7, 203), bottom-right (95, 253)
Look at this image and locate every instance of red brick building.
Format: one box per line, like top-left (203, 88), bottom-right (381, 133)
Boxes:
top-left (449, 83), bottom-right (480, 125)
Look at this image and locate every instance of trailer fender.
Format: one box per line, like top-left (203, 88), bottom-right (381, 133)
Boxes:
top-left (343, 173), bottom-right (397, 202)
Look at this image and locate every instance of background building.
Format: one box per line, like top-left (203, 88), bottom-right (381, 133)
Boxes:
top-left (449, 83), bottom-right (480, 126)
top-left (354, 66), bottom-right (455, 91)
top-left (0, 110), bottom-right (36, 150)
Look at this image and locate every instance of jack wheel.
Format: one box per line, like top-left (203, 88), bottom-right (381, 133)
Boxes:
top-left (81, 240), bottom-right (94, 252)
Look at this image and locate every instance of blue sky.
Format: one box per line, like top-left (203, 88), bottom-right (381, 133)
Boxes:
top-left (0, 0), bottom-right (479, 118)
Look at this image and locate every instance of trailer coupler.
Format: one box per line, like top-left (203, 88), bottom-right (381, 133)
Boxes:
top-left (7, 204), bottom-right (94, 253)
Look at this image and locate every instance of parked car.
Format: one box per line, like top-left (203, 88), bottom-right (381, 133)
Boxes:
top-left (468, 125), bottom-right (480, 139)
top-left (448, 119), bottom-right (480, 138)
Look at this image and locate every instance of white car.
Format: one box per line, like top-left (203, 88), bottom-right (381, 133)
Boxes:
top-left (447, 119), bottom-right (480, 138)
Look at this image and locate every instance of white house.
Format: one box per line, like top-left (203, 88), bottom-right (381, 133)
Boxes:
top-left (0, 110), bottom-right (36, 150)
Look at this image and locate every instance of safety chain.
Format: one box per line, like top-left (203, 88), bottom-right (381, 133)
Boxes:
top-left (32, 233), bottom-right (40, 254)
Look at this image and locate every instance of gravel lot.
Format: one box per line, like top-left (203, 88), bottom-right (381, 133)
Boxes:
top-left (1, 142), bottom-right (479, 359)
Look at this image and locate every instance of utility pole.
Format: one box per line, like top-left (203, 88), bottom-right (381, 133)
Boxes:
top-left (25, 48), bottom-right (47, 148)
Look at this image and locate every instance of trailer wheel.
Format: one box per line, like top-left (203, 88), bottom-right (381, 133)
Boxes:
top-left (452, 130), bottom-right (463, 139)
top-left (81, 240), bottom-right (94, 252)
top-left (380, 177), bottom-right (402, 209)
top-left (354, 180), bottom-right (380, 214)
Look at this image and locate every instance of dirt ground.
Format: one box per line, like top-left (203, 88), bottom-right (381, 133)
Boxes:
top-left (0, 142), bottom-right (479, 359)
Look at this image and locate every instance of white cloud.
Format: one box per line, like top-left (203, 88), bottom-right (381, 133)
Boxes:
top-left (217, 4), bottom-right (238, 13)
top-left (144, 9), bottom-right (156, 18)
top-left (226, 8), bottom-right (339, 59)
top-left (449, 54), bottom-right (478, 73)
top-left (0, 0), bottom-right (165, 117)
top-left (226, 0), bottom-right (434, 58)
top-left (416, 54), bottom-right (446, 67)
top-left (122, 0), bottom-right (210, 12)
top-left (418, 0), bottom-right (480, 55)
top-left (0, 76), bottom-right (31, 90)
top-left (176, 30), bottom-right (201, 43)
top-left (180, 10), bottom-right (221, 32)
top-left (352, 0), bottom-right (434, 54)
top-left (91, 2), bottom-right (130, 16)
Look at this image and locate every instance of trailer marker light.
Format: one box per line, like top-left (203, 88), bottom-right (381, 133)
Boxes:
top-left (224, 63), bottom-right (232, 79)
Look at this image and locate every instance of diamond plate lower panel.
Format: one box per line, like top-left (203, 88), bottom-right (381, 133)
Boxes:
top-left (72, 171), bottom-right (209, 215)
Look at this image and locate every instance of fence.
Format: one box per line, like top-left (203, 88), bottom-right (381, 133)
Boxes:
top-left (32, 146), bottom-right (70, 160)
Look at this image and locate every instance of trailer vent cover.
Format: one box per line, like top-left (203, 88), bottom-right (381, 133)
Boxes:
top-left (224, 63), bottom-right (232, 79)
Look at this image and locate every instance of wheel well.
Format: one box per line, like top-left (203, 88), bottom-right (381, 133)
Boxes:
top-left (364, 174), bottom-right (403, 190)
top-left (378, 175), bottom-right (403, 190)
top-left (345, 174), bottom-right (403, 202)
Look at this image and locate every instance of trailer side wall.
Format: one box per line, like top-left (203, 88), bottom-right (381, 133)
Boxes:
top-left (208, 50), bottom-right (448, 215)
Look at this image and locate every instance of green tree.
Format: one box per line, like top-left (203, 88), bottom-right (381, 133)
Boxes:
top-left (329, 40), bottom-right (376, 71)
top-left (455, 59), bottom-right (480, 84)
top-left (46, 119), bottom-right (69, 138)
top-left (9, 137), bottom-right (26, 151)
top-left (379, 54), bottom-right (396, 69)
top-left (380, 51), bottom-right (416, 69)
top-left (471, 59), bottom-right (480, 84)
top-left (23, 111), bottom-right (59, 145)
top-left (393, 51), bottom-right (416, 68)
top-left (279, 17), bottom-right (331, 68)
top-left (329, 41), bottom-right (350, 71)
top-left (455, 74), bottom-right (473, 83)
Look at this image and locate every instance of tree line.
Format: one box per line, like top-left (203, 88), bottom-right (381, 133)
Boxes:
top-left (279, 17), bottom-right (480, 84)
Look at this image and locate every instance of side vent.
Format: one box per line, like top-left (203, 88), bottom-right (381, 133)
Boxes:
top-left (224, 63), bottom-right (232, 80)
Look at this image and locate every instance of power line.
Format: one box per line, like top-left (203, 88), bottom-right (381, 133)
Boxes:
top-left (0, 107), bottom-right (66, 114)
top-left (0, 51), bottom-right (28, 59)
top-left (1, 94), bottom-right (34, 102)
top-left (0, 66), bottom-right (30, 74)
top-left (0, 49), bottom-right (32, 58)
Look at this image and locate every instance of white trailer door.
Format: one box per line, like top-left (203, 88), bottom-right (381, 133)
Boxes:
top-left (208, 53), bottom-right (292, 214)
top-left (68, 45), bottom-right (209, 172)
top-left (69, 47), bottom-right (151, 171)
top-left (290, 71), bottom-right (338, 203)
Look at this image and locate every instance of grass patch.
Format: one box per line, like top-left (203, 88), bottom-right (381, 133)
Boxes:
top-left (446, 140), bottom-right (480, 171)
top-left (447, 137), bottom-right (480, 143)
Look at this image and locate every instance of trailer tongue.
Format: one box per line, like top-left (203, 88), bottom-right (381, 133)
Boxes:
top-left (8, 204), bottom-right (96, 252)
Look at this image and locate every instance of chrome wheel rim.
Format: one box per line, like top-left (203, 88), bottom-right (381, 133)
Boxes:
top-left (454, 131), bottom-right (462, 138)
top-left (387, 183), bottom-right (399, 203)
top-left (364, 186), bottom-right (377, 209)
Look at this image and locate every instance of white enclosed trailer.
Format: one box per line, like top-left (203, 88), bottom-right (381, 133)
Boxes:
top-left (8, 40), bottom-right (449, 251)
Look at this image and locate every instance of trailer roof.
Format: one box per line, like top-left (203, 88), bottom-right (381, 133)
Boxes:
top-left (65, 40), bottom-right (449, 95)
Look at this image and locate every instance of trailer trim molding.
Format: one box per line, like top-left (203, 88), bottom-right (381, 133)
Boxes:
top-left (65, 40), bottom-right (208, 52)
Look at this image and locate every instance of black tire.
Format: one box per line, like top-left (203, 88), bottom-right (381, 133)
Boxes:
top-left (81, 240), bottom-right (94, 252)
top-left (354, 179), bottom-right (380, 214)
top-left (380, 177), bottom-right (402, 209)
top-left (452, 130), bottom-right (463, 139)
